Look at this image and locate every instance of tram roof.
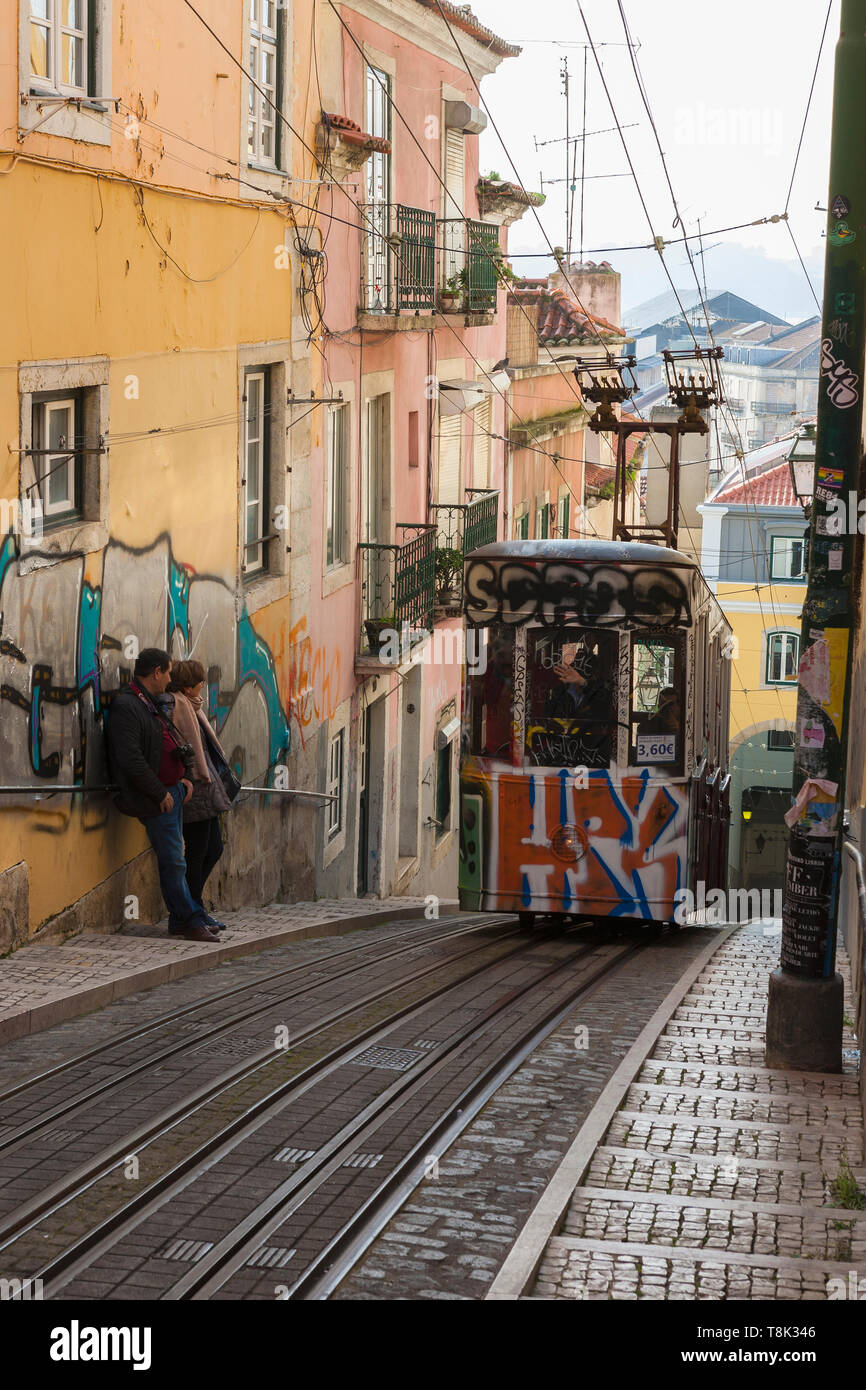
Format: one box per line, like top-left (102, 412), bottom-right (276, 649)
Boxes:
top-left (465, 539), bottom-right (696, 568)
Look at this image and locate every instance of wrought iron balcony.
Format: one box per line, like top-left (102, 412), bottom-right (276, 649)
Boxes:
top-left (358, 524), bottom-right (436, 659)
top-left (431, 489), bottom-right (499, 610)
top-left (360, 203), bottom-right (436, 315)
top-left (439, 218), bottom-right (500, 314)
top-left (752, 400), bottom-right (794, 416)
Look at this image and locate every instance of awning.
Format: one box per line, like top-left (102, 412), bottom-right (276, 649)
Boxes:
top-left (437, 370), bottom-right (510, 417)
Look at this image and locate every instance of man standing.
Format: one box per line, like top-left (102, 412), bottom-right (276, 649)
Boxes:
top-left (107, 648), bottom-right (220, 942)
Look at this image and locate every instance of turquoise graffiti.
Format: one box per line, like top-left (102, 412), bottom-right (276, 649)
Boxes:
top-left (0, 532), bottom-right (290, 791)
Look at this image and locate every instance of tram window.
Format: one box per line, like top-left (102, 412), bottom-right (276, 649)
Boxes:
top-left (631, 635), bottom-right (684, 771)
top-left (525, 627), bottom-right (618, 768)
top-left (466, 625), bottom-right (516, 758)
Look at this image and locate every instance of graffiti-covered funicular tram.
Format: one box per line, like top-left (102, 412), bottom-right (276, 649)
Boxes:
top-left (458, 540), bottom-right (732, 928)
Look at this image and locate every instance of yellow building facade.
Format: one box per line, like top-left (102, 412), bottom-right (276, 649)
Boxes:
top-left (0, 1), bottom-right (321, 941)
top-left (699, 458), bottom-right (806, 888)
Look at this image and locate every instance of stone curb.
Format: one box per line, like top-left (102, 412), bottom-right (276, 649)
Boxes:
top-left (0, 900), bottom-right (458, 1046)
top-left (485, 925), bottom-right (738, 1300)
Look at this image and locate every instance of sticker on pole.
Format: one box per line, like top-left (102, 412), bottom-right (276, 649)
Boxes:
top-left (831, 195), bottom-right (850, 220)
top-left (817, 465), bottom-right (844, 489)
top-left (829, 221), bottom-right (856, 246)
top-left (636, 733), bottom-right (676, 764)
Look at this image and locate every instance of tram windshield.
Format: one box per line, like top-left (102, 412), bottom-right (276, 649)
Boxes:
top-left (630, 634), bottom-right (685, 772)
top-left (525, 627), bottom-right (618, 768)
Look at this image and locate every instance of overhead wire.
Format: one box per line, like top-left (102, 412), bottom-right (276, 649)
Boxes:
top-left (611, 0), bottom-right (800, 722)
top-left (183, 0), bottom-right (610, 541)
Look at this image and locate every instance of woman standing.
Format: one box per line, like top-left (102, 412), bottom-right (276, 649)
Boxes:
top-left (167, 659), bottom-right (233, 931)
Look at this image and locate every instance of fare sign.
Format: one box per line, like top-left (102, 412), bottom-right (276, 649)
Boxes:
top-left (636, 733), bottom-right (676, 764)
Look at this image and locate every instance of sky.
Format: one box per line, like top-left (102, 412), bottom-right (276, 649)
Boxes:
top-left (466, 0), bottom-right (837, 325)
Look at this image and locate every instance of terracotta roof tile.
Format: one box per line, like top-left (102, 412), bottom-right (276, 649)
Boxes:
top-left (508, 285), bottom-right (623, 343)
top-left (414, 1), bottom-right (521, 57)
top-left (585, 462), bottom-right (615, 489)
top-left (321, 112), bottom-right (391, 153)
top-left (713, 461), bottom-right (798, 508)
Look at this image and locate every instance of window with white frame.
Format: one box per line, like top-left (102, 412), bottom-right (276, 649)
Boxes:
top-left (514, 506), bottom-right (529, 540)
top-left (535, 496), bottom-right (550, 539)
top-left (326, 403), bottom-right (349, 568)
top-left (248, 0), bottom-right (279, 166)
top-left (327, 729), bottom-right (344, 838)
top-left (557, 490), bottom-right (570, 540)
top-left (769, 533), bottom-right (808, 581)
top-left (243, 368), bottom-right (270, 576)
top-left (30, 0), bottom-right (89, 96)
top-left (765, 630), bottom-right (799, 685)
top-left (32, 392), bottom-right (82, 521)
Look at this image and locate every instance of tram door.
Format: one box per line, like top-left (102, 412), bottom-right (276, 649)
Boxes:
top-left (357, 705), bottom-right (371, 894)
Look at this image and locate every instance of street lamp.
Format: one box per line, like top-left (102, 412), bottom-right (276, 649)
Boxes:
top-left (786, 422), bottom-right (817, 507)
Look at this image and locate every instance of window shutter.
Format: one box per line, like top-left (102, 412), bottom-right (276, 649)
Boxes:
top-left (472, 396), bottom-right (491, 488)
top-left (437, 412), bottom-right (462, 505)
top-left (444, 128), bottom-right (465, 216)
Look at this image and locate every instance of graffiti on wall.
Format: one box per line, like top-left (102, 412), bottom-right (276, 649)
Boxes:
top-left (0, 533), bottom-right (290, 805)
top-left (464, 560), bottom-right (692, 630)
top-left (286, 616), bottom-right (341, 749)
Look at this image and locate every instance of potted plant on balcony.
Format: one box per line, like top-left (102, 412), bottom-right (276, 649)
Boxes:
top-left (439, 269), bottom-right (465, 313)
top-left (363, 611), bottom-right (398, 655)
top-left (435, 547), bottom-right (463, 607)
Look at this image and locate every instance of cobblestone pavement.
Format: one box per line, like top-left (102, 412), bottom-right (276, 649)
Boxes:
top-left (0, 897), bottom-right (441, 1044)
top-left (531, 926), bottom-right (866, 1301)
top-left (334, 924), bottom-right (721, 1300)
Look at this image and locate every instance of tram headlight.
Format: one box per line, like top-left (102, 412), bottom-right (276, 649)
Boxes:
top-left (551, 824), bottom-right (587, 863)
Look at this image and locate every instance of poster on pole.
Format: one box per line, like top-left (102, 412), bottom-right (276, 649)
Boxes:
top-left (780, 831), bottom-right (837, 976)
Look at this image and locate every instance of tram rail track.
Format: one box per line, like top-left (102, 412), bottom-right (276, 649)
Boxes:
top-left (28, 926), bottom-right (650, 1300)
top-left (0, 912), bottom-right (502, 1112)
top-left (0, 914), bottom-right (556, 1272)
top-left (171, 934), bottom-right (648, 1299)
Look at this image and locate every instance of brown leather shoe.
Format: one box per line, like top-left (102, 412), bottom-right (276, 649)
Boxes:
top-left (179, 923), bottom-right (220, 942)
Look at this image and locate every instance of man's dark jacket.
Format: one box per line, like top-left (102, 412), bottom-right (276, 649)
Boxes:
top-left (107, 684), bottom-right (173, 820)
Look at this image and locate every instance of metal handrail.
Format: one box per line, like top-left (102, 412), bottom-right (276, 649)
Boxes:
top-left (0, 784), bottom-right (333, 800)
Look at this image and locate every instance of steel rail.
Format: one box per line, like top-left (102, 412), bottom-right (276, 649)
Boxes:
top-left (0, 914), bottom-right (514, 1155)
top-left (0, 911), bottom-right (498, 1108)
top-left (169, 936), bottom-right (643, 1299)
top-left (295, 937), bottom-right (649, 1298)
top-left (36, 923), bottom-right (594, 1295)
top-left (9, 917), bottom-right (556, 1275)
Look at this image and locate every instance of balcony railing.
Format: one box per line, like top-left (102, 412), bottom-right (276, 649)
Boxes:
top-left (431, 489), bottom-right (499, 607)
top-left (358, 524), bottom-right (436, 656)
top-left (752, 400), bottom-right (794, 416)
top-left (439, 218), bottom-right (500, 313)
top-left (360, 203), bottom-right (436, 313)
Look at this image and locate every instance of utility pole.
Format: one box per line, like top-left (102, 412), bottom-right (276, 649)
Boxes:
top-left (562, 57), bottom-right (571, 259)
top-left (765, 0), bottom-right (866, 1071)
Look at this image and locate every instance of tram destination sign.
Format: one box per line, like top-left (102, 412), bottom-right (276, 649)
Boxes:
top-left (635, 732), bottom-right (677, 764)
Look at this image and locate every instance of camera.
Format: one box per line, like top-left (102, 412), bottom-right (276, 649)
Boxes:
top-left (172, 741), bottom-right (196, 777)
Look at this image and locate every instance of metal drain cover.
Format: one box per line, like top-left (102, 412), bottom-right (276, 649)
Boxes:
top-left (160, 1238), bottom-right (214, 1263)
top-left (42, 1129), bottom-right (83, 1145)
top-left (350, 1045), bottom-right (426, 1072)
top-left (246, 1246), bottom-right (296, 1269)
top-left (274, 1146), bottom-right (317, 1164)
top-left (192, 1034), bottom-right (261, 1059)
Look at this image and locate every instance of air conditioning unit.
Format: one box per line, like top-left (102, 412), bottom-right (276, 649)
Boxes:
top-left (443, 100), bottom-right (487, 135)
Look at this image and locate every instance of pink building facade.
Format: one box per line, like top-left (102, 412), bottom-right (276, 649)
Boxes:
top-left (297, 1), bottom-right (531, 901)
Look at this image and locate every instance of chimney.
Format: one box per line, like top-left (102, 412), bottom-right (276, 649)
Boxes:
top-left (548, 256), bottom-right (621, 330)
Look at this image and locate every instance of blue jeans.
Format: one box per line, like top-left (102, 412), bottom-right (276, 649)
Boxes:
top-left (144, 784), bottom-right (207, 933)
